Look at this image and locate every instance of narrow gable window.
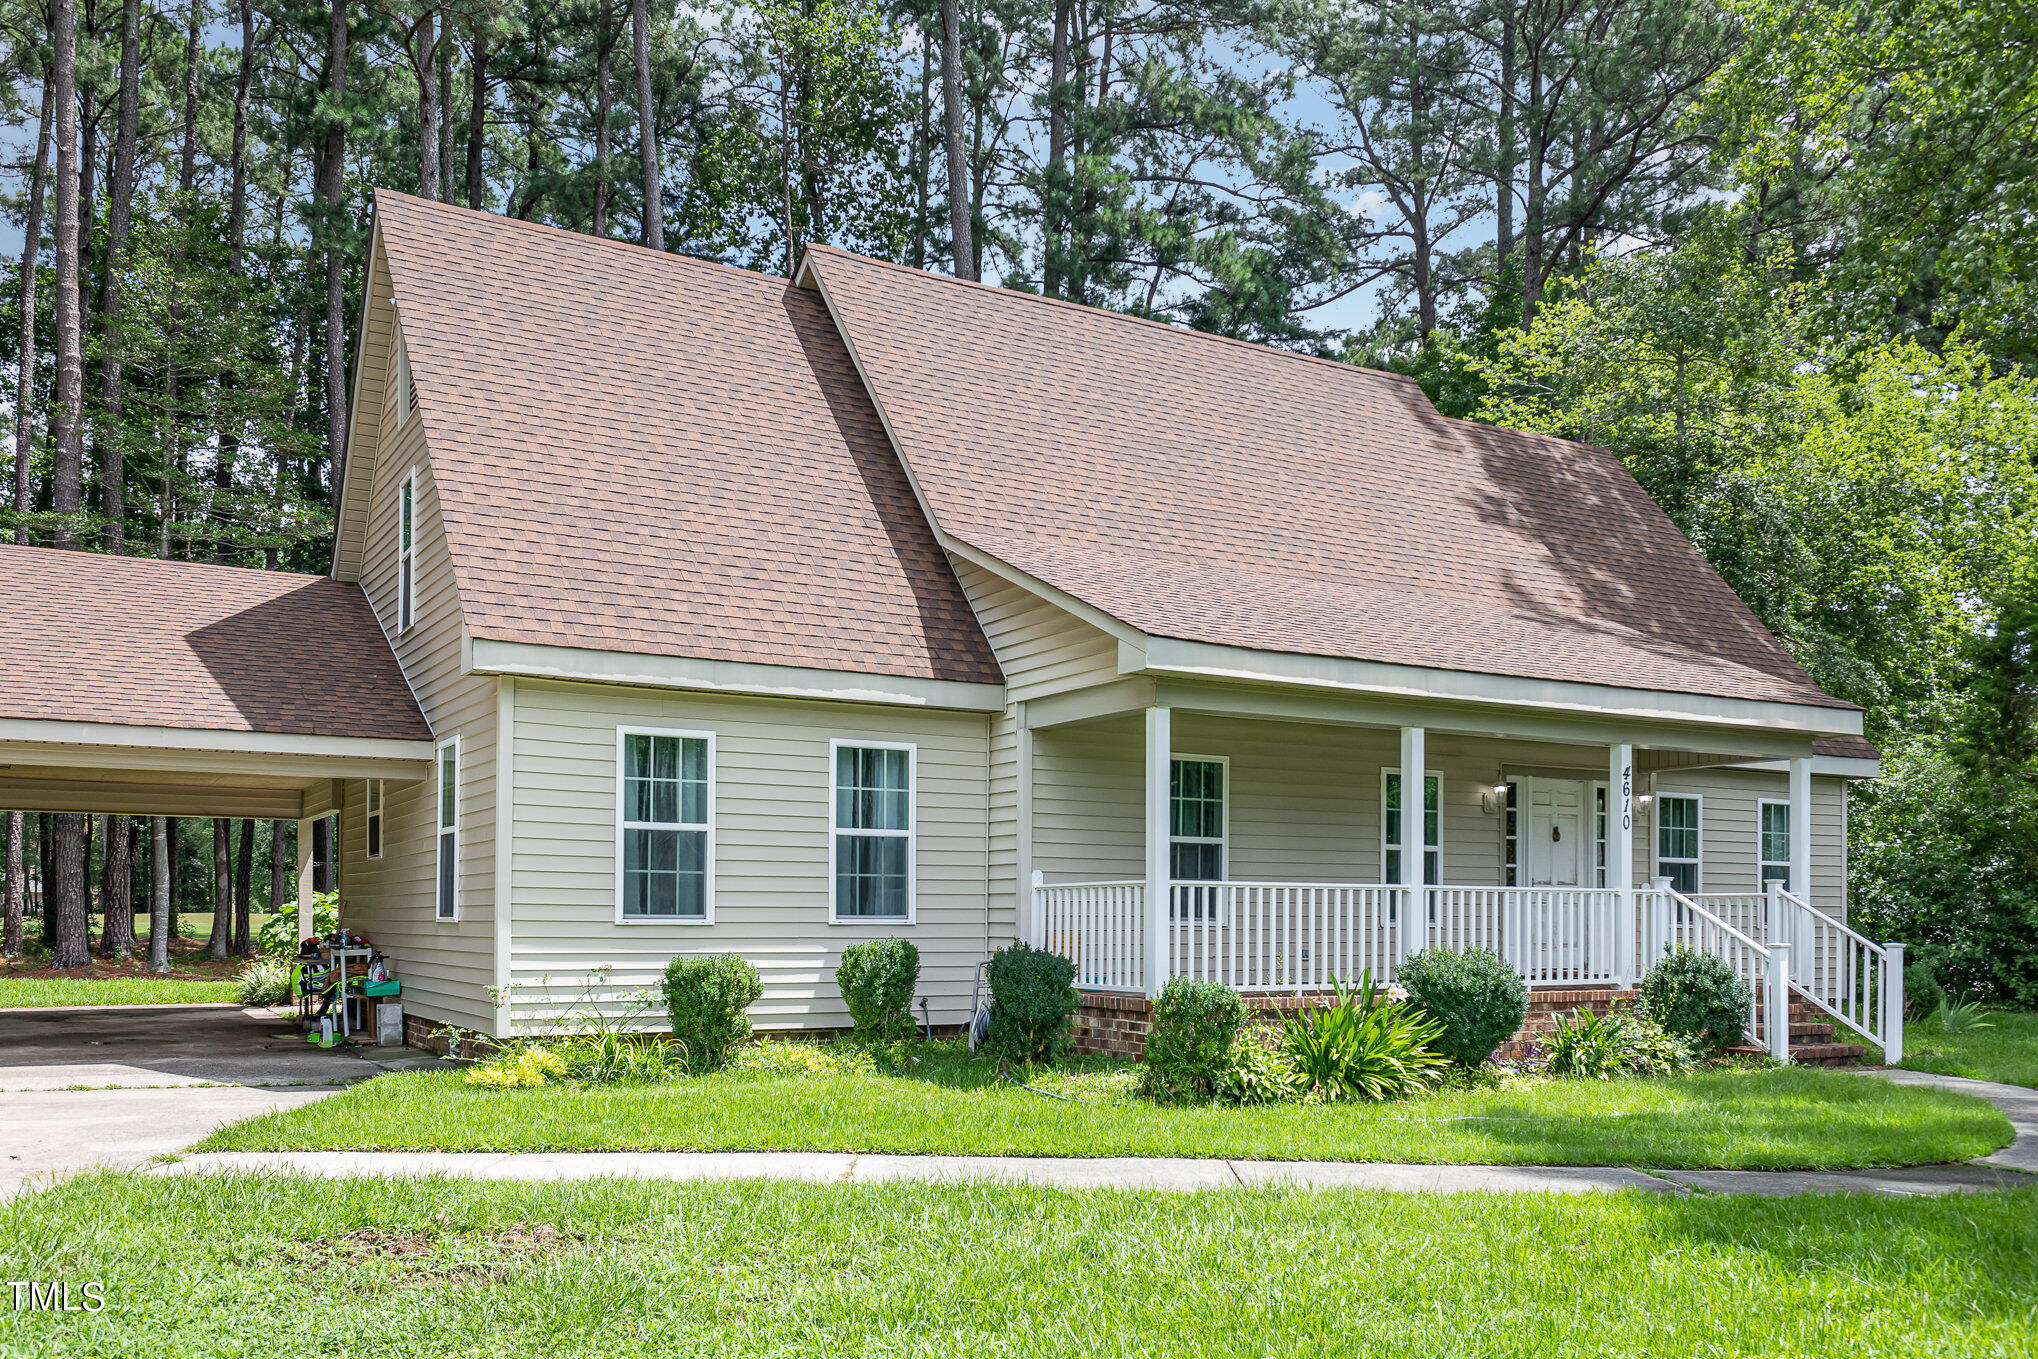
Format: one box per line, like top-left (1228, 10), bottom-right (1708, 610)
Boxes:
top-left (1657, 794), bottom-right (1700, 894)
top-left (618, 730), bottom-right (713, 921)
top-left (832, 742), bottom-right (912, 921)
top-left (392, 333), bottom-right (415, 426)
top-left (435, 739), bottom-right (459, 921)
top-left (397, 471), bottom-right (416, 632)
top-left (365, 779), bottom-right (384, 860)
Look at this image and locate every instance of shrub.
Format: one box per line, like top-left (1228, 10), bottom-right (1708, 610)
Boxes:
top-left (1140, 977), bottom-right (1248, 1103)
top-left (256, 892), bottom-right (340, 958)
top-left (1639, 946), bottom-right (1751, 1054)
top-left (1905, 961), bottom-right (1947, 1021)
top-left (662, 954), bottom-right (763, 1068)
top-left (464, 1045), bottom-right (568, 1089)
top-left (1399, 948), bottom-right (1529, 1067)
top-left (551, 1030), bottom-right (677, 1084)
top-left (982, 943), bottom-right (1080, 1066)
top-left (730, 1037), bottom-right (879, 1079)
top-left (1543, 1008), bottom-right (1637, 1078)
top-left (234, 957), bottom-right (294, 1005)
top-left (836, 938), bottom-right (922, 1041)
top-left (1213, 1026), bottom-right (1297, 1105)
top-left (1280, 972), bottom-right (1448, 1101)
top-left (1624, 1007), bottom-right (1697, 1075)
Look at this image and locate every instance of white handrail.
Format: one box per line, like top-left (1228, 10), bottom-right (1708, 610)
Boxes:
top-left (1776, 888), bottom-right (1903, 1060)
top-left (1648, 887), bottom-right (1791, 1060)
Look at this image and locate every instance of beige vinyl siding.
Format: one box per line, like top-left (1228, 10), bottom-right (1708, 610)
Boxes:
top-left (507, 679), bottom-right (994, 1032)
top-left (334, 307), bottom-right (498, 1035)
top-left (949, 555), bottom-right (1118, 702)
top-left (1648, 767), bottom-right (1847, 913)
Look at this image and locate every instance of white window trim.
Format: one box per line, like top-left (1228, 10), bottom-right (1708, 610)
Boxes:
top-left (365, 778), bottom-right (384, 861)
top-left (613, 726), bottom-right (717, 926)
top-left (1168, 752), bottom-right (1230, 882)
top-left (1757, 797), bottom-right (1791, 886)
top-left (828, 738), bottom-right (917, 926)
top-left (1593, 780), bottom-right (1609, 889)
top-left (392, 332), bottom-right (414, 427)
top-left (434, 735), bottom-right (460, 922)
top-left (1654, 791), bottom-right (1703, 893)
top-left (397, 469), bottom-right (418, 634)
top-left (1380, 766), bottom-right (1442, 886)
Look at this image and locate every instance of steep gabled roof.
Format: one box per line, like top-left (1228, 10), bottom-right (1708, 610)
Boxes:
top-left (801, 246), bottom-right (1852, 712)
top-left (0, 545), bottom-right (429, 740)
top-left (365, 192), bottom-right (1001, 686)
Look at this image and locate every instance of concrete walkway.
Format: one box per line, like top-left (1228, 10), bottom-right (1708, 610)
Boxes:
top-left (150, 1068), bottom-right (2038, 1200)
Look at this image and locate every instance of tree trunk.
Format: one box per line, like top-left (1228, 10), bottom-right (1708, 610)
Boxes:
top-left (232, 818), bottom-right (253, 955)
top-left (269, 819), bottom-right (287, 949)
top-left (437, 26), bottom-right (453, 202)
top-left (912, 24), bottom-right (931, 269)
top-left (39, 814), bottom-right (55, 945)
top-left (1494, 3), bottom-right (1516, 273)
top-left (1044, 0), bottom-right (1069, 296)
top-left (206, 819), bottom-right (230, 959)
top-left (48, 0), bottom-right (85, 551)
top-left (162, 815), bottom-right (180, 938)
top-left (229, 0), bottom-right (251, 274)
top-left (49, 815), bottom-right (88, 968)
top-left (593, 1), bottom-right (613, 236)
top-left (417, 13), bottom-right (442, 200)
top-left (97, 814), bottom-right (133, 958)
top-left (465, 21), bottom-right (489, 208)
top-left (94, 0), bottom-right (140, 553)
top-left (12, 79), bottom-right (50, 546)
top-left (631, 0), bottom-right (662, 249)
top-left (2, 812), bottom-right (23, 955)
top-left (939, 0), bottom-right (973, 280)
top-left (149, 816), bottom-right (170, 971)
top-left (321, 2), bottom-right (350, 495)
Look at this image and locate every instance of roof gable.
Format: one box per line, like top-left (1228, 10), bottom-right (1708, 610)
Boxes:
top-left (801, 246), bottom-right (1849, 712)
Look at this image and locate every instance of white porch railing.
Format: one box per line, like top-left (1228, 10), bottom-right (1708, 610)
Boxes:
top-left (1432, 887), bottom-right (1627, 987)
top-left (1166, 883), bottom-right (1402, 991)
top-left (1037, 880), bottom-right (1145, 992)
top-left (1696, 885), bottom-right (1904, 1060)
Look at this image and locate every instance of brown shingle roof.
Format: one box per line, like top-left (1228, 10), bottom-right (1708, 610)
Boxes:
top-left (371, 192), bottom-right (1001, 686)
top-left (1813, 735), bottom-right (1879, 761)
top-left (0, 545), bottom-right (429, 740)
top-left (804, 246), bottom-right (1853, 711)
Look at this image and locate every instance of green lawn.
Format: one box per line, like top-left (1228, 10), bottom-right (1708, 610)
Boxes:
top-left (1901, 1009), bottom-right (2038, 1089)
top-left (4, 1173), bottom-right (2034, 1358)
top-left (0, 976), bottom-right (240, 1007)
top-left (199, 1043), bottom-right (2011, 1170)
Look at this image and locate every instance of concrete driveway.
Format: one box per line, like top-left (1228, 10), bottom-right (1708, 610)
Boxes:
top-left (0, 1004), bottom-right (451, 1199)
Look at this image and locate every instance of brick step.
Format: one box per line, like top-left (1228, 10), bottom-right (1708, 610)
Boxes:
top-left (1791, 1042), bottom-right (1868, 1067)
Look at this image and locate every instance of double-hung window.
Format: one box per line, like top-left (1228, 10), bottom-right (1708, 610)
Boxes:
top-left (1657, 794), bottom-right (1701, 894)
top-left (1758, 800), bottom-right (1791, 887)
top-left (1382, 769), bottom-right (1440, 885)
top-left (832, 742), bottom-right (913, 922)
top-left (1169, 757), bottom-right (1227, 882)
top-left (1594, 785), bottom-right (1609, 888)
top-left (365, 779), bottom-right (384, 860)
top-left (434, 738), bottom-right (459, 920)
top-left (397, 472), bottom-right (417, 632)
top-left (617, 730), bottom-right (713, 921)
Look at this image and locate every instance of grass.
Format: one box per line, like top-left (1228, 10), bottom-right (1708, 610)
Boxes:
top-left (199, 1042), bottom-right (2012, 1170)
top-left (0, 976), bottom-right (240, 1007)
top-left (1901, 1009), bottom-right (2038, 1089)
top-left (3, 1172), bottom-right (2035, 1358)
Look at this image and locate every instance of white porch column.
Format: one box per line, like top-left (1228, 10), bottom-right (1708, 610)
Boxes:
top-left (294, 816), bottom-right (317, 942)
top-left (1398, 725), bottom-right (1425, 966)
top-left (1882, 941), bottom-right (1906, 1064)
top-left (1608, 743), bottom-right (1635, 986)
top-left (1143, 706), bottom-right (1172, 996)
top-left (1788, 756), bottom-right (1812, 900)
top-left (1018, 718), bottom-right (1039, 947)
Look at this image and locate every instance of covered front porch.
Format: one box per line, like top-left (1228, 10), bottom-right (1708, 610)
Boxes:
top-left (1015, 685), bottom-right (1899, 1060)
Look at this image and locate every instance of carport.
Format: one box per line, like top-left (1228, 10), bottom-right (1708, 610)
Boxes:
top-left (0, 544), bottom-right (433, 940)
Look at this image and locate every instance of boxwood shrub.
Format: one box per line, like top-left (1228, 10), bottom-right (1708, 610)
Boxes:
top-left (836, 937), bottom-right (921, 1041)
top-left (1398, 947), bottom-right (1529, 1067)
top-left (1639, 946), bottom-right (1751, 1054)
top-left (662, 953), bottom-right (763, 1068)
top-left (983, 943), bottom-right (1080, 1066)
top-left (1140, 977), bottom-right (1248, 1103)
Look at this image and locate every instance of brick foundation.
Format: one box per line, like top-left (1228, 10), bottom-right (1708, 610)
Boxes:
top-left (402, 1011), bottom-right (495, 1059)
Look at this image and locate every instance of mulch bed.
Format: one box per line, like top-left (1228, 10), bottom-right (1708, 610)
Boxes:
top-left (1, 935), bottom-right (250, 981)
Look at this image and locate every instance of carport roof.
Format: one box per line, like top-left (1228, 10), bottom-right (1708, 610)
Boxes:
top-left (0, 545), bottom-right (429, 741)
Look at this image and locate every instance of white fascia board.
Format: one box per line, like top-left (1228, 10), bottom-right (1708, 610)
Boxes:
top-left (0, 720), bottom-right (436, 783)
top-left (1134, 637), bottom-right (1864, 740)
top-left (1734, 756), bottom-right (1883, 781)
top-left (468, 639), bottom-right (1007, 712)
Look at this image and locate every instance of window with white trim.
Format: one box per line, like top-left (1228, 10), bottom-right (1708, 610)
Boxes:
top-left (1383, 769), bottom-right (1440, 885)
top-left (365, 778), bottom-right (384, 860)
top-left (392, 333), bottom-right (415, 426)
top-left (1503, 780), bottom-right (1519, 886)
top-left (1169, 757), bottom-right (1227, 882)
top-left (1759, 800), bottom-right (1791, 886)
top-left (1594, 784), bottom-right (1609, 888)
top-left (435, 738), bottom-right (459, 920)
top-left (397, 472), bottom-right (417, 632)
top-left (832, 743), bottom-right (913, 921)
top-left (1657, 794), bottom-right (1700, 894)
top-left (618, 731), bottom-right (712, 920)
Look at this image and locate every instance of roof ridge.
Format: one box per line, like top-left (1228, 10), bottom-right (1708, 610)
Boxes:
top-left (801, 242), bottom-right (1428, 389)
top-left (0, 541), bottom-right (330, 584)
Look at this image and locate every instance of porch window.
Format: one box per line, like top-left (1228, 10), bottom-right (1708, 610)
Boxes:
top-left (619, 730), bottom-right (712, 920)
top-left (1657, 794), bottom-right (1700, 894)
top-left (397, 472), bottom-right (416, 632)
top-left (1594, 785), bottom-right (1608, 888)
top-left (1169, 757), bottom-right (1226, 882)
top-left (365, 778), bottom-right (384, 860)
top-left (435, 738), bottom-right (458, 920)
top-left (1759, 800), bottom-right (1790, 886)
top-left (1503, 781), bottom-right (1519, 886)
top-left (833, 743), bottom-right (913, 921)
top-left (1383, 770), bottom-right (1439, 885)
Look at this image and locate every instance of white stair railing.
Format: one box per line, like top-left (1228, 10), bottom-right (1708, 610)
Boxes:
top-left (1641, 884), bottom-right (1792, 1060)
top-left (1770, 884), bottom-right (1904, 1061)
top-left (1034, 878), bottom-right (1145, 992)
top-left (1168, 883), bottom-right (1402, 991)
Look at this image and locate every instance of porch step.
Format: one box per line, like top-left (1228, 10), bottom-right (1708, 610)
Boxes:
top-left (1790, 1041), bottom-right (1869, 1067)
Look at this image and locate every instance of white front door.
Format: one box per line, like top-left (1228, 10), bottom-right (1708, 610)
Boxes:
top-left (1528, 781), bottom-right (1586, 888)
